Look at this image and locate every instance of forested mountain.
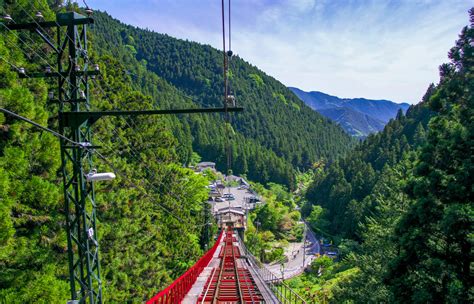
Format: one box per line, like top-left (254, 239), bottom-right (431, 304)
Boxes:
top-left (289, 87), bottom-right (410, 137)
top-left (0, 1), bottom-right (354, 302)
top-left (301, 10), bottom-right (473, 303)
top-left (89, 12), bottom-right (354, 187)
top-left (1, 1), bottom-right (196, 302)
top-left (317, 107), bottom-right (385, 137)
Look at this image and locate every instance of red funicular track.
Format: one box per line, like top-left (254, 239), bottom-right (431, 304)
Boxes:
top-left (199, 227), bottom-right (263, 304)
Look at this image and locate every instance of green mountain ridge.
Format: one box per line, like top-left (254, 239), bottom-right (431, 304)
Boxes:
top-left (0, 1), bottom-right (354, 302)
top-left (299, 9), bottom-right (473, 302)
top-left (90, 11), bottom-right (355, 187)
top-left (289, 87), bottom-right (410, 138)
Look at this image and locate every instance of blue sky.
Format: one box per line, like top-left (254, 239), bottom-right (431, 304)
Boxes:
top-left (87, 0), bottom-right (473, 104)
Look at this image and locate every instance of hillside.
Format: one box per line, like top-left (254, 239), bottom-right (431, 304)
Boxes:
top-left (89, 12), bottom-right (355, 187)
top-left (0, 2), bottom-right (355, 302)
top-left (0, 1), bottom-right (247, 301)
top-left (298, 10), bottom-right (473, 302)
top-left (289, 87), bottom-right (410, 137)
top-left (318, 107), bottom-right (385, 137)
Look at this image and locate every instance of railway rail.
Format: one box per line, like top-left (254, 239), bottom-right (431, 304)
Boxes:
top-left (199, 227), bottom-right (264, 303)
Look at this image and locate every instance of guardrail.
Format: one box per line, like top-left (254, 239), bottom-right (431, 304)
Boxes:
top-left (237, 235), bottom-right (307, 304)
top-left (147, 230), bottom-right (224, 304)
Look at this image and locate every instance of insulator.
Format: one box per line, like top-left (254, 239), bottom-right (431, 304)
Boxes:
top-left (85, 8), bottom-right (93, 16)
top-left (18, 67), bottom-right (25, 74)
top-left (35, 11), bottom-right (44, 19)
top-left (48, 91), bottom-right (54, 100)
top-left (2, 14), bottom-right (13, 22)
top-left (44, 66), bottom-right (52, 73)
top-left (227, 50), bottom-right (233, 57)
top-left (79, 90), bottom-right (86, 99)
top-left (93, 63), bottom-right (100, 71)
top-left (75, 65), bottom-right (81, 72)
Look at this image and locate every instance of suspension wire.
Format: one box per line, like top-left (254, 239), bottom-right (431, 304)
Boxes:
top-left (91, 70), bottom-right (215, 231)
top-left (0, 107), bottom-right (195, 228)
top-left (1, 5), bottom-right (211, 232)
top-left (0, 21), bottom-right (79, 92)
top-left (227, 0), bottom-right (233, 187)
top-left (16, 3), bottom-right (57, 50)
top-left (92, 133), bottom-right (208, 229)
top-left (0, 107), bottom-right (116, 174)
top-left (0, 107), bottom-right (79, 146)
top-left (221, 0), bottom-right (228, 179)
top-left (228, 0), bottom-right (231, 52)
top-left (221, 0), bottom-right (227, 102)
top-left (221, 0), bottom-right (234, 193)
top-left (89, 79), bottom-right (210, 230)
top-left (0, 55), bottom-right (29, 76)
top-left (9, 1), bottom-right (100, 96)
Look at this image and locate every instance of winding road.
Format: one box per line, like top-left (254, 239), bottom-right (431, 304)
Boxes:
top-left (266, 223), bottom-right (320, 279)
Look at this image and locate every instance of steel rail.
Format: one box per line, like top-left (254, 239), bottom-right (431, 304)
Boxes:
top-left (232, 233), bottom-right (245, 304)
top-left (201, 267), bottom-right (217, 304)
top-left (240, 256), bottom-right (257, 304)
top-left (212, 230), bottom-right (229, 303)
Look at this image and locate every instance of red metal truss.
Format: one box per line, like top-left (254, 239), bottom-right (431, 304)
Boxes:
top-left (147, 231), bottom-right (224, 304)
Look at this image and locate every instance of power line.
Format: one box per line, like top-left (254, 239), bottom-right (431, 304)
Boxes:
top-left (2, 4), bottom-right (214, 232)
top-left (1, 107), bottom-right (81, 146)
top-left (0, 107), bottom-right (201, 229)
top-left (0, 22), bottom-right (80, 92)
top-left (0, 107), bottom-right (118, 174)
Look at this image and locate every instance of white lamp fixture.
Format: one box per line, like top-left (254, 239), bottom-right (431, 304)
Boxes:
top-left (226, 95), bottom-right (236, 106)
top-left (86, 169), bottom-right (116, 182)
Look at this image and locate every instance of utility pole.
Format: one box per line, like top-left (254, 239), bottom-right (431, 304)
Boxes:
top-left (6, 12), bottom-right (102, 303)
top-left (202, 200), bottom-right (210, 250)
top-left (6, 10), bottom-right (242, 304)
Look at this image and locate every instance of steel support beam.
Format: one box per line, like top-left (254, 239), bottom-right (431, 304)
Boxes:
top-left (59, 107), bottom-right (244, 128)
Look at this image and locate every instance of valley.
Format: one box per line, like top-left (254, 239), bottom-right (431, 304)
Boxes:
top-left (0, 1), bottom-right (472, 304)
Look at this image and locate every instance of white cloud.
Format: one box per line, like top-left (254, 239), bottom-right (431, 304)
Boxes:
top-left (89, 0), bottom-right (473, 103)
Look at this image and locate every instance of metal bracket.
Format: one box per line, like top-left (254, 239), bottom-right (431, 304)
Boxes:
top-left (59, 107), bottom-right (244, 128)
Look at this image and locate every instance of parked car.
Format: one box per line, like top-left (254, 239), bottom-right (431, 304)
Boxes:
top-left (215, 197), bottom-right (225, 202)
top-left (223, 193), bottom-right (235, 200)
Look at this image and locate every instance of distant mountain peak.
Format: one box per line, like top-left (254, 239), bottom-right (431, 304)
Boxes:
top-left (289, 87), bottom-right (410, 138)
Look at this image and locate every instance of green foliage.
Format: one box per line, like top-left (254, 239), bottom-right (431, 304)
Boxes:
top-left (302, 10), bottom-right (474, 303)
top-left (245, 183), bottom-right (304, 263)
top-left (307, 205), bottom-right (331, 235)
top-left (287, 258), bottom-right (357, 303)
top-left (249, 73), bottom-right (264, 87)
top-left (291, 102), bottom-right (301, 111)
top-left (0, 2), bottom-right (212, 302)
top-left (90, 11), bottom-right (354, 188)
top-left (272, 92), bottom-right (288, 105)
top-left (385, 15), bottom-right (474, 302)
top-left (189, 152), bottom-right (202, 166)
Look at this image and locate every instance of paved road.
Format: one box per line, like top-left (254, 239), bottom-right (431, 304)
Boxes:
top-left (266, 223), bottom-right (320, 279)
top-left (209, 186), bottom-right (255, 213)
top-left (208, 186), bottom-right (320, 279)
